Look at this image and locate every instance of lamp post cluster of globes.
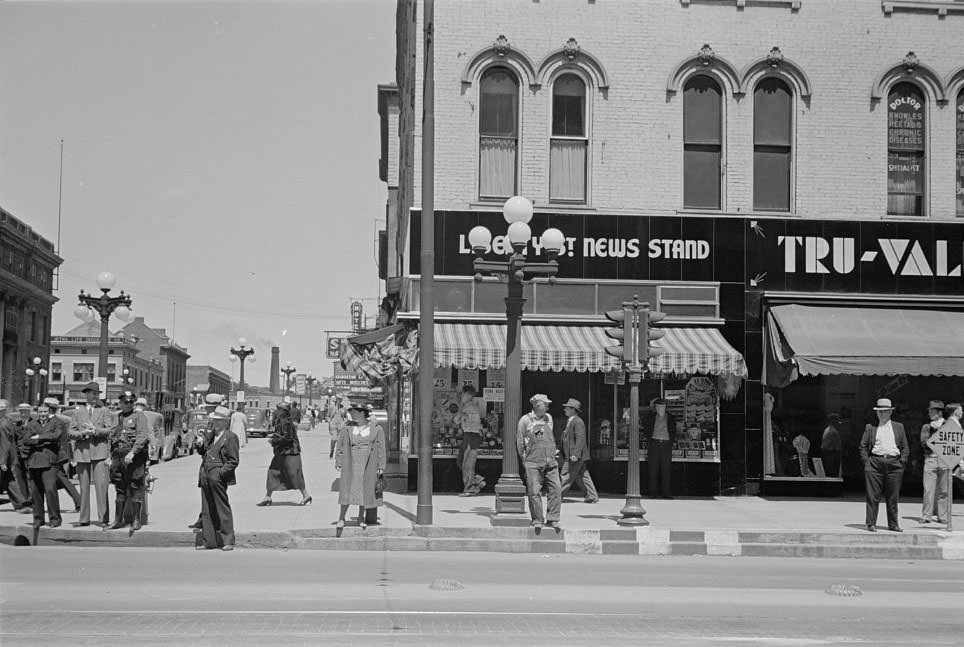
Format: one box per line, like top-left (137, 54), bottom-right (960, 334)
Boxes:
top-left (71, 272), bottom-right (136, 393)
top-left (228, 338), bottom-right (256, 391)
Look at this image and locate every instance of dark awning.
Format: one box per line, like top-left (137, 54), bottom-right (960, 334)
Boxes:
top-left (766, 304), bottom-right (964, 385)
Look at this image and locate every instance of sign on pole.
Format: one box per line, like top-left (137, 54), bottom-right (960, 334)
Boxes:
top-left (926, 422), bottom-right (964, 469)
top-left (95, 376), bottom-right (108, 396)
top-left (236, 390), bottom-right (245, 405)
top-left (295, 373), bottom-right (307, 396)
top-left (326, 336), bottom-right (343, 359)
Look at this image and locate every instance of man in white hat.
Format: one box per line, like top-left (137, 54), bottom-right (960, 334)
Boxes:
top-left (134, 397), bottom-right (164, 464)
top-left (559, 398), bottom-right (598, 503)
top-left (516, 394), bottom-right (561, 529)
top-left (68, 381), bottom-right (113, 526)
top-left (859, 398), bottom-right (909, 532)
top-left (194, 405), bottom-right (239, 551)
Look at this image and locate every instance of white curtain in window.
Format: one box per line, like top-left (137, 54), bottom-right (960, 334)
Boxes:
top-left (550, 139), bottom-right (586, 202)
top-left (480, 137), bottom-right (516, 198)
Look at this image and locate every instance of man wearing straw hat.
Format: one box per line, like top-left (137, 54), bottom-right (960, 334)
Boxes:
top-left (517, 394), bottom-right (561, 529)
top-left (859, 398), bottom-right (909, 532)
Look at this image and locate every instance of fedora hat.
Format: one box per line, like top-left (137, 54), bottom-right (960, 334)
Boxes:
top-left (872, 398), bottom-right (895, 411)
top-left (208, 405), bottom-right (231, 420)
top-left (81, 381), bottom-right (100, 394)
top-left (562, 398), bottom-right (581, 411)
top-left (42, 397), bottom-right (61, 408)
top-left (928, 400), bottom-right (945, 411)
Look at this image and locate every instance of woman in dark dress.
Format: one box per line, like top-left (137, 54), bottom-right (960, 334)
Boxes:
top-left (256, 402), bottom-right (311, 506)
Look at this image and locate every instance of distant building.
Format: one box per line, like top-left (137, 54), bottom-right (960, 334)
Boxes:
top-left (186, 365), bottom-right (231, 404)
top-left (118, 317), bottom-right (190, 418)
top-left (0, 206), bottom-right (63, 404)
top-left (48, 321), bottom-right (165, 406)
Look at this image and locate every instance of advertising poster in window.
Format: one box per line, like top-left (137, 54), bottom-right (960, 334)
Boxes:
top-left (424, 368), bottom-right (504, 458)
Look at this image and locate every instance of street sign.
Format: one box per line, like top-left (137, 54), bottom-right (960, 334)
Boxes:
top-left (295, 373), bottom-right (307, 396)
top-left (95, 377), bottom-right (108, 395)
top-left (926, 421), bottom-right (964, 469)
top-left (326, 335), bottom-right (343, 359)
top-left (236, 390), bottom-right (245, 404)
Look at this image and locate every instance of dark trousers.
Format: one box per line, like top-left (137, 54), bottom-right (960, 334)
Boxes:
top-left (560, 459), bottom-right (598, 500)
top-left (1, 460), bottom-right (31, 509)
top-left (110, 458), bottom-right (145, 504)
top-left (198, 468), bottom-right (235, 548)
top-left (822, 450), bottom-right (841, 478)
top-left (648, 439), bottom-right (672, 497)
top-left (28, 466), bottom-right (61, 524)
top-left (56, 466), bottom-right (81, 508)
top-left (865, 455), bottom-right (904, 528)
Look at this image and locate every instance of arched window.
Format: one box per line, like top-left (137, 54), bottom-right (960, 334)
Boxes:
top-left (754, 78), bottom-right (793, 212)
top-left (479, 67), bottom-right (519, 200)
top-left (683, 75), bottom-right (722, 210)
top-left (956, 89), bottom-right (964, 216)
top-left (887, 82), bottom-right (926, 216)
top-left (550, 73), bottom-right (587, 203)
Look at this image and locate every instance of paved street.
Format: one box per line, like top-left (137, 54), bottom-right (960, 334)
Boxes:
top-left (2, 546), bottom-right (962, 646)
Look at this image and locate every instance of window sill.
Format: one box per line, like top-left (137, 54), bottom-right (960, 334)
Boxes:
top-left (469, 201), bottom-right (597, 213)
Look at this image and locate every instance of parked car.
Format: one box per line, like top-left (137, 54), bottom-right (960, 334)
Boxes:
top-left (181, 409), bottom-right (211, 455)
top-left (245, 409), bottom-right (270, 438)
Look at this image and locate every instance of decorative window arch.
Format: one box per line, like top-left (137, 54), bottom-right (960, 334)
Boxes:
top-left (955, 84), bottom-right (964, 216)
top-left (739, 47), bottom-right (812, 106)
top-left (753, 76), bottom-right (794, 212)
top-left (683, 74), bottom-right (724, 209)
top-left (536, 38), bottom-right (610, 92)
top-left (549, 70), bottom-right (590, 203)
top-left (461, 35), bottom-right (538, 90)
top-left (667, 44), bottom-right (741, 98)
top-left (887, 81), bottom-right (927, 216)
top-left (871, 51), bottom-right (947, 106)
top-left (478, 65), bottom-right (521, 200)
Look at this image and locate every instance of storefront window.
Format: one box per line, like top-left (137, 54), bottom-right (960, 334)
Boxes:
top-left (479, 67), bottom-right (519, 200)
top-left (683, 74), bottom-right (722, 210)
top-left (421, 367), bottom-right (506, 458)
top-left (753, 77), bottom-right (792, 212)
top-left (887, 82), bottom-right (926, 217)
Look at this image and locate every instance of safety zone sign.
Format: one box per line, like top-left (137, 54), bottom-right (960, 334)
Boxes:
top-left (926, 422), bottom-right (964, 469)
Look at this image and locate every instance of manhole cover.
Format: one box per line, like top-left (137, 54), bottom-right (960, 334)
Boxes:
top-left (824, 584), bottom-right (862, 597)
top-left (429, 578), bottom-right (464, 591)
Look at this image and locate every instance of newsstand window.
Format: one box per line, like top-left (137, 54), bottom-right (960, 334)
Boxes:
top-left (550, 73), bottom-right (588, 203)
top-left (753, 77), bottom-right (793, 212)
top-left (887, 82), bottom-right (926, 217)
top-left (683, 74), bottom-right (722, 210)
top-left (956, 89), bottom-right (963, 216)
top-left (479, 66), bottom-right (519, 200)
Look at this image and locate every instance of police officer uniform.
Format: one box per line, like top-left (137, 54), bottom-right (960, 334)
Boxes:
top-left (107, 392), bottom-right (150, 533)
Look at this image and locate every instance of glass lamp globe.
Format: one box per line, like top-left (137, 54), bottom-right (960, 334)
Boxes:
top-left (96, 271), bottom-right (116, 291)
top-left (541, 228), bottom-right (565, 254)
top-left (248, 355), bottom-right (256, 363)
top-left (25, 368), bottom-right (35, 376)
top-left (238, 337), bottom-right (247, 347)
top-left (503, 196), bottom-right (533, 225)
top-left (74, 304), bottom-right (91, 320)
top-left (114, 305), bottom-right (131, 322)
top-left (467, 226), bottom-right (492, 252)
top-left (506, 221), bottom-right (532, 247)
top-left (229, 355), bottom-right (238, 363)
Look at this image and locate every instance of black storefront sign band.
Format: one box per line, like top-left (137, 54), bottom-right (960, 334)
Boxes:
top-left (411, 211), bottom-right (964, 297)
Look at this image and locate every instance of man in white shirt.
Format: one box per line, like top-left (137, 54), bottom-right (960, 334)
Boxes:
top-left (859, 398), bottom-right (909, 532)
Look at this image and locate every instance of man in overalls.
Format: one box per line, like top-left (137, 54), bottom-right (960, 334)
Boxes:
top-left (516, 394), bottom-right (561, 529)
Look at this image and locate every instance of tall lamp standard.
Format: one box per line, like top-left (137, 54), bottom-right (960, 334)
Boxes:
top-left (280, 361), bottom-right (296, 400)
top-left (74, 271), bottom-right (134, 382)
top-left (467, 196), bottom-right (566, 525)
top-left (228, 338), bottom-right (256, 390)
top-left (305, 374), bottom-right (317, 408)
top-left (24, 357), bottom-right (48, 405)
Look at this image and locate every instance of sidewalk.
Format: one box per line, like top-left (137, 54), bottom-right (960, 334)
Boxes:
top-left (2, 423), bottom-right (962, 559)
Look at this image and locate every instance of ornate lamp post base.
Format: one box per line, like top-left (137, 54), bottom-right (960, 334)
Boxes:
top-left (491, 477), bottom-right (529, 525)
top-left (618, 497), bottom-right (650, 526)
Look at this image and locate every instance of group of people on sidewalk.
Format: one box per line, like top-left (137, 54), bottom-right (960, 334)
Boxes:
top-left (0, 382), bottom-right (154, 535)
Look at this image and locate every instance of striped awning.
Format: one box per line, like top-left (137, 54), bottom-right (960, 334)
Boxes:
top-left (433, 323), bottom-right (747, 377)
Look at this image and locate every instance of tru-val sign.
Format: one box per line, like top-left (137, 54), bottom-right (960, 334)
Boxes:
top-left (926, 421), bottom-right (964, 469)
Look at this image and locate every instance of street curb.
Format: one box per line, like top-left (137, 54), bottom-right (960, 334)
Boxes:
top-left (3, 523), bottom-right (961, 559)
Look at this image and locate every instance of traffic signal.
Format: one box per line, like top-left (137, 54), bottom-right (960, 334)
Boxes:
top-left (605, 305), bottom-right (637, 365)
top-left (641, 308), bottom-right (667, 368)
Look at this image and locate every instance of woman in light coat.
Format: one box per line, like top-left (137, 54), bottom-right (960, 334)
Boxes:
top-left (335, 401), bottom-right (385, 529)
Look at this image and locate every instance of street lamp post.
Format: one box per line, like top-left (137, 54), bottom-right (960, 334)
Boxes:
top-left (24, 357), bottom-right (48, 405)
top-left (468, 196), bottom-right (566, 525)
top-left (74, 271), bottom-right (133, 381)
top-left (228, 338), bottom-right (256, 390)
top-left (305, 374), bottom-right (317, 407)
top-left (280, 361), bottom-right (296, 400)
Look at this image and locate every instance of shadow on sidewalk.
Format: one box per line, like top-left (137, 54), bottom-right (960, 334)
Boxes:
top-left (437, 506), bottom-right (495, 519)
top-left (382, 499), bottom-right (417, 523)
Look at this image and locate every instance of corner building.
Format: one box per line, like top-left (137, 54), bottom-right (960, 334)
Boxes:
top-left (379, 0), bottom-right (964, 496)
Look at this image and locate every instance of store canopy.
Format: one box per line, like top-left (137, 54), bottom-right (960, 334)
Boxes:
top-left (339, 324), bottom-right (418, 381)
top-left (766, 304), bottom-right (964, 384)
top-left (433, 323), bottom-right (747, 377)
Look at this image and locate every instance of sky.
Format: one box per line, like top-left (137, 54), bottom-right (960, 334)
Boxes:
top-left (0, 0), bottom-right (397, 386)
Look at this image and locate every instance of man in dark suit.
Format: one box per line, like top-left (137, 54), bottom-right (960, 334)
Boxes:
top-left (0, 399), bottom-right (31, 512)
top-left (195, 406), bottom-right (239, 551)
top-left (859, 398), bottom-right (909, 532)
top-left (19, 403), bottom-right (65, 528)
top-left (559, 398), bottom-right (598, 503)
top-left (644, 398), bottom-right (678, 499)
top-left (69, 382), bottom-right (114, 526)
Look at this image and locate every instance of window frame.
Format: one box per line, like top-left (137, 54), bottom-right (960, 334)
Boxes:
top-left (681, 73), bottom-right (726, 211)
top-left (956, 88), bottom-right (964, 217)
top-left (752, 75), bottom-right (795, 214)
top-left (548, 69), bottom-right (591, 205)
top-left (886, 81), bottom-right (928, 218)
top-left (477, 65), bottom-right (521, 202)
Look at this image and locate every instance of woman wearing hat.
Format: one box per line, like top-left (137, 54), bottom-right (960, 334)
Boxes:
top-left (257, 402), bottom-right (311, 506)
top-left (334, 400), bottom-right (386, 529)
